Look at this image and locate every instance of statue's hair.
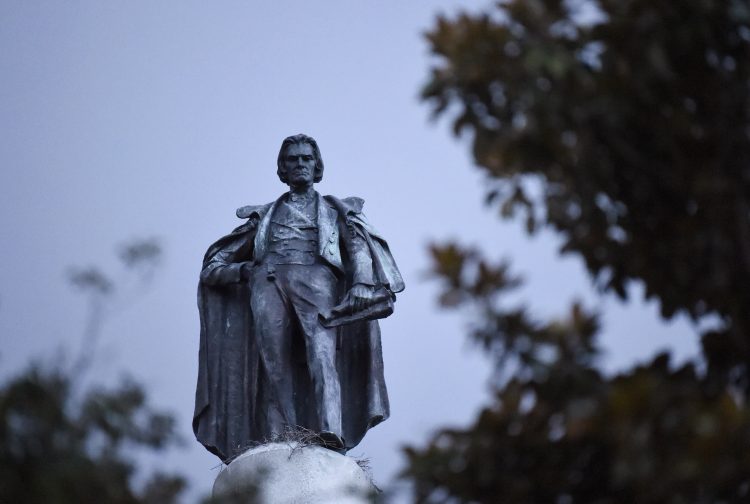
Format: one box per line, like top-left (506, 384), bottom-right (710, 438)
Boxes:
top-left (276, 134), bottom-right (324, 184)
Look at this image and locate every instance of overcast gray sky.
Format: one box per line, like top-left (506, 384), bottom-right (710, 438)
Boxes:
top-left (0, 1), bottom-right (700, 500)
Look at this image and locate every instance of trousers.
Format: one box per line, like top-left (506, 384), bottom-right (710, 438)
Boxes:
top-left (250, 262), bottom-right (342, 438)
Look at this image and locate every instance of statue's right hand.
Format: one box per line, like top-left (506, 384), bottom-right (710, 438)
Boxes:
top-left (239, 262), bottom-right (254, 281)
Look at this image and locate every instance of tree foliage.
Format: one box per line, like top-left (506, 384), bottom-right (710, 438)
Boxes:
top-left (422, 0), bottom-right (750, 388)
top-left (405, 245), bottom-right (750, 502)
top-left (0, 365), bottom-right (186, 504)
top-left (0, 239), bottom-right (188, 504)
top-left (404, 0), bottom-right (750, 501)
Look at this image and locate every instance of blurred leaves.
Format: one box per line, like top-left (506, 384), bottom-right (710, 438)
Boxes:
top-left (0, 366), bottom-right (185, 504)
top-left (405, 243), bottom-right (750, 502)
top-left (405, 0), bottom-right (750, 501)
top-left (69, 268), bottom-right (114, 295)
top-left (422, 0), bottom-right (750, 340)
top-left (405, 348), bottom-right (750, 502)
top-left (68, 238), bottom-right (162, 297)
top-left (428, 243), bottom-right (520, 307)
top-left (68, 238), bottom-right (163, 378)
top-left (0, 237), bottom-right (188, 503)
top-left (118, 240), bottom-right (162, 269)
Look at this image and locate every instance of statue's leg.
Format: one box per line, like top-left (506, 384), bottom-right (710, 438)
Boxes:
top-left (284, 264), bottom-right (343, 439)
top-left (250, 269), bottom-right (298, 434)
top-left (304, 324), bottom-right (342, 437)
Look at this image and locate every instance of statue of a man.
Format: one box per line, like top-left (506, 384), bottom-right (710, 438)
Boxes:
top-left (193, 134), bottom-right (404, 462)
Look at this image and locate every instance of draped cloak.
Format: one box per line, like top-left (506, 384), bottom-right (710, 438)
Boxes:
top-left (193, 194), bottom-right (404, 462)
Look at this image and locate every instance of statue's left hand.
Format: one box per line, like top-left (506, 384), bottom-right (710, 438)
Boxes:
top-left (346, 283), bottom-right (375, 312)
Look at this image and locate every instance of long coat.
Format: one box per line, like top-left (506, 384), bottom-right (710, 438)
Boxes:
top-left (193, 193), bottom-right (404, 462)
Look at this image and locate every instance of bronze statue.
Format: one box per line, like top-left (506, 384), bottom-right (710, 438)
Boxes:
top-left (193, 134), bottom-right (404, 462)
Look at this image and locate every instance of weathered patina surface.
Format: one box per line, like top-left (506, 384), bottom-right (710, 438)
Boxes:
top-left (193, 134), bottom-right (404, 462)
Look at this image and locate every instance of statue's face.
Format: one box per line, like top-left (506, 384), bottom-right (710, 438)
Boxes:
top-left (282, 142), bottom-right (316, 187)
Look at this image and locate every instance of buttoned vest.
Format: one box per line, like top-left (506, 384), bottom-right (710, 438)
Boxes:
top-left (266, 196), bottom-right (319, 266)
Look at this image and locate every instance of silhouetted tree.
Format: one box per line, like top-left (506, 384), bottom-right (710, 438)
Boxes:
top-left (0, 239), bottom-right (188, 503)
top-left (0, 365), bottom-right (185, 503)
top-left (403, 1), bottom-right (750, 501)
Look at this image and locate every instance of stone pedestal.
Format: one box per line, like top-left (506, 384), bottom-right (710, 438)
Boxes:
top-left (212, 443), bottom-right (376, 504)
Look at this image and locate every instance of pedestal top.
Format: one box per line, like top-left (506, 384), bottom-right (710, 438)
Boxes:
top-left (212, 442), bottom-right (376, 504)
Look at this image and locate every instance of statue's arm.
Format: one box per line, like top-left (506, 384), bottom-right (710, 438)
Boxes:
top-left (200, 224), bottom-right (256, 286)
top-left (333, 196), bottom-right (376, 287)
top-left (200, 249), bottom-right (252, 286)
top-left (346, 225), bottom-right (375, 287)
top-left (329, 194), bottom-right (404, 311)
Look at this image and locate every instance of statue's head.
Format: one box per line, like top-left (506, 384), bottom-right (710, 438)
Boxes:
top-left (276, 134), bottom-right (324, 186)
